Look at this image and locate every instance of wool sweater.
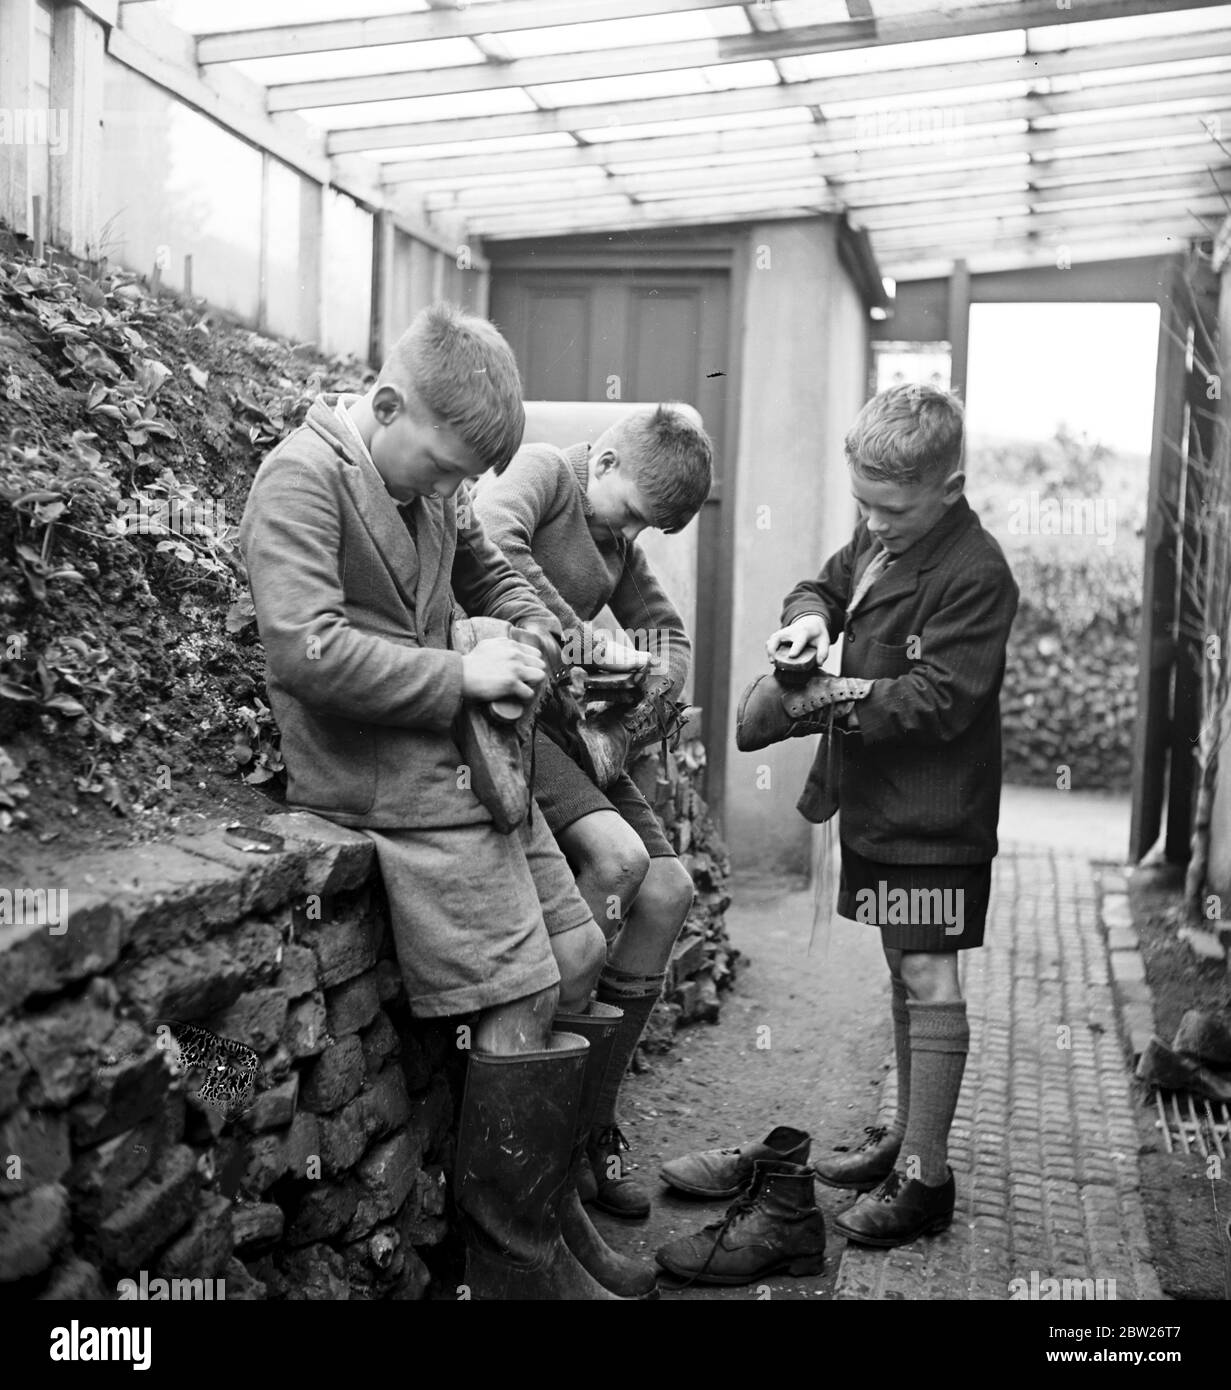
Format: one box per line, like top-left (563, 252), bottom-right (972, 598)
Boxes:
top-left (471, 441), bottom-right (690, 699)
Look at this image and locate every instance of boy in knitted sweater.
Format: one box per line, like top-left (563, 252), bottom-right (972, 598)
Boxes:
top-left (472, 404), bottom-right (713, 1218)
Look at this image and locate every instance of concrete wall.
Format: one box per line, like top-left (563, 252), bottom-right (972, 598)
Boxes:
top-left (724, 218), bottom-right (864, 876)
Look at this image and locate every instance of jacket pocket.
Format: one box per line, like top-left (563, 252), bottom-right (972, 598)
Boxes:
top-left (866, 639), bottom-right (915, 678)
top-left (281, 707), bottom-right (377, 816)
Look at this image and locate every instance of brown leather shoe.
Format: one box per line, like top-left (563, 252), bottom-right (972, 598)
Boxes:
top-left (655, 1160), bottom-right (826, 1286)
top-left (812, 1125), bottom-right (902, 1192)
top-left (659, 1126), bottom-right (811, 1199)
top-left (834, 1166), bottom-right (955, 1249)
top-left (735, 672), bottom-right (872, 752)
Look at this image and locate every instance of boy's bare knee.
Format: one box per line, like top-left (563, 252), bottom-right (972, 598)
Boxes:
top-left (553, 920), bottom-right (607, 1008)
top-left (654, 857), bottom-right (696, 919)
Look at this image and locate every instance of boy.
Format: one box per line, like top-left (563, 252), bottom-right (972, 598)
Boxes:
top-left (238, 304), bottom-right (632, 1300)
top-left (472, 404), bottom-right (711, 1219)
top-left (657, 384), bottom-right (1017, 1279)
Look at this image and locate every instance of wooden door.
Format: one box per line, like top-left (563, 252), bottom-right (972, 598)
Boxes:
top-left (490, 267), bottom-right (734, 815)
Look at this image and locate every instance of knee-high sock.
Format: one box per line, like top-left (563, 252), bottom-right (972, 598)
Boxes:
top-left (900, 1000), bottom-right (969, 1187)
top-left (592, 965), bottom-right (665, 1130)
top-left (889, 978), bottom-right (911, 1140)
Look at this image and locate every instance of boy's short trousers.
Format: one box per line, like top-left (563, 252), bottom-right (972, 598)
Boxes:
top-left (836, 841), bottom-right (990, 951)
top-left (363, 808), bottom-right (594, 1019)
top-left (531, 730), bottom-right (674, 859)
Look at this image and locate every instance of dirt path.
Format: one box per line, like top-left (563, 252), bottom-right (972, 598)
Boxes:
top-left (590, 870), bottom-right (890, 1300)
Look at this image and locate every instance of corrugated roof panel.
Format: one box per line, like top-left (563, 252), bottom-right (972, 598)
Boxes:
top-left (578, 106), bottom-right (813, 143)
top-left (1027, 6), bottom-right (1231, 49)
top-left (371, 132), bottom-right (579, 164)
top-left (165, 0), bottom-right (429, 33)
top-left (231, 37), bottom-right (484, 86)
top-left (775, 27), bottom-right (1024, 81)
top-left (527, 67), bottom-right (712, 108)
top-left (697, 59), bottom-right (783, 89)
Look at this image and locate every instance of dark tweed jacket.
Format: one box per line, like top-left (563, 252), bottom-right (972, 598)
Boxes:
top-left (781, 496), bottom-right (1019, 864)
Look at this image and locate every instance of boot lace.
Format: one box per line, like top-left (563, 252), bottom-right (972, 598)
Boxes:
top-left (856, 1125), bottom-right (890, 1152)
top-left (872, 1169), bottom-right (905, 1204)
top-left (673, 1187), bottom-right (762, 1290)
top-left (592, 1124), bottom-right (632, 1177)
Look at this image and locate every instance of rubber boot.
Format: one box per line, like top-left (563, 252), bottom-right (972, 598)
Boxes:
top-left (554, 1005), bottom-right (660, 1299)
top-left (454, 1033), bottom-right (627, 1300)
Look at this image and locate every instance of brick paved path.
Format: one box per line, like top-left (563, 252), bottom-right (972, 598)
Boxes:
top-left (834, 845), bottom-right (1163, 1300)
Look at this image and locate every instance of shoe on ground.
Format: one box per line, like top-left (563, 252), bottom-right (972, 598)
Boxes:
top-left (654, 1159), bottom-right (826, 1286)
top-left (587, 1124), bottom-right (651, 1220)
top-left (659, 1125), bottom-right (811, 1199)
top-left (812, 1124), bottom-right (902, 1192)
top-left (1136, 1036), bottom-right (1231, 1103)
top-left (1171, 1010), bottom-right (1231, 1070)
top-left (833, 1166), bottom-right (955, 1249)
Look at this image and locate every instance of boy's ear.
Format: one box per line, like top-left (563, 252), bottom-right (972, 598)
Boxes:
top-left (372, 383), bottom-right (405, 425)
top-left (942, 469), bottom-right (966, 504)
top-left (591, 446), bottom-right (619, 477)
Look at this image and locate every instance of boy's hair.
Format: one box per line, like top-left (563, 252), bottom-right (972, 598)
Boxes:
top-left (378, 303), bottom-right (525, 470)
top-left (845, 383), bottom-right (964, 486)
top-left (599, 403), bottom-right (713, 534)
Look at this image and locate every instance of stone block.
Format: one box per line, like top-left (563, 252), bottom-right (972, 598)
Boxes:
top-left (155, 1193), bottom-right (234, 1280)
top-left (222, 1255), bottom-right (266, 1300)
top-left (279, 1242), bottom-right (350, 1300)
top-left (70, 1021), bottom-right (175, 1146)
top-left (317, 1099), bottom-right (369, 1176)
top-left (374, 958), bottom-right (403, 1003)
top-left (0, 886), bottom-right (128, 1018)
top-left (11, 998), bottom-right (115, 1110)
top-left (259, 813), bottom-right (375, 896)
top-left (283, 993), bottom-right (328, 1060)
top-left (207, 988), bottom-right (288, 1055)
top-left (300, 1035), bottom-right (366, 1114)
top-left (243, 1076), bottom-right (298, 1134)
top-left (284, 1111), bottom-right (320, 1180)
top-left (0, 1183), bottom-right (69, 1280)
top-left (287, 1182), bottom-right (359, 1246)
top-left (175, 825), bottom-right (316, 917)
top-left (360, 1011), bottom-right (400, 1071)
top-left (38, 1255), bottom-right (108, 1301)
top-left (347, 1130), bottom-right (420, 1239)
top-left (300, 906), bottom-right (377, 988)
top-left (241, 1132), bottom-right (288, 1195)
top-left (277, 943), bottom-right (317, 998)
top-left (0, 1107), bottom-right (71, 1193)
top-left (326, 971), bottom-right (380, 1037)
top-left (115, 943), bottom-right (247, 1023)
top-left (87, 1145), bottom-right (198, 1273)
top-left (232, 1201), bottom-right (284, 1254)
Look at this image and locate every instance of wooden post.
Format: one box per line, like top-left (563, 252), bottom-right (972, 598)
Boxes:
top-left (257, 151), bottom-right (271, 333)
top-left (183, 254), bottom-right (193, 299)
top-left (31, 193), bottom-right (43, 261)
top-left (369, 209), bottom-right (396, 369)
top-left (947, 257), bottom-right (970, 400)
top-left (298, 177), bottom-right (324, 347)
top-left (0, 0), bottom-right (35, 237)
top-left (49, 0), bottom-right (105, 259)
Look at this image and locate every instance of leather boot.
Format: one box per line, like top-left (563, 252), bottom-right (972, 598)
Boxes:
top-left (834, 1166), bottom-right (955, 1249)
top-left (454, 1034), bottom-right (627, 1300)
top-left (735, 671), bottom-right (872, 752)
top-left (554, 1005), bottom-right (660, 1299)
top-left (1172, 1010), bottom-right (1231, 1069)
top-left (812, 1124), bottom-right (902, 1192)
top-left (655, 1159), bottom-right (826, 1286)
top-left (659, 1126), bottom-right (812, 1199)
top-left (1136, 1036), bottom-right (1231, 1102)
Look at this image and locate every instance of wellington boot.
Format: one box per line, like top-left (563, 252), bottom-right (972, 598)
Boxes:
top-left (555, 1006), bottom-right (659, 1299)
top-left (454, 1035), bottom-right (628, 1300)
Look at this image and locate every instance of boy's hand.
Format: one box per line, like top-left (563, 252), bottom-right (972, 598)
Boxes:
top-left (461, 638), bottom-right (547, 704)
top-left (590, 631), bottom-right (652, 673)
top-left (766, 615), bottom-right (830, 665)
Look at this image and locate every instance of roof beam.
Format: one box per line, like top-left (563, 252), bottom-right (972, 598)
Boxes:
top-left (276, 0), bottom-right (1229, 112)
top-left (196, 0), bottom-right (741, 65)
top-left (330, 54), bottom-right (1230, 153)
top-left (379, 107), bottom-right (1231, 187)
top-left (867, 200), bottom-right (1229, 247)
top-left (884, 236), bottom-right (1191, 278)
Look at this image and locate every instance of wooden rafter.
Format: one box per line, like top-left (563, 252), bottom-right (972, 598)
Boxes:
top-left (270, 0), bottom-right (1228, 112)
top-left (195, 0), bottom-right (743, 65)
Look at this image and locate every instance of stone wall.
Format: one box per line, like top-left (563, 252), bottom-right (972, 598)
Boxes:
top-left (0, 813), bottom-right (454, 1301)
top-left (1, 762), bottom-right (737, 1300)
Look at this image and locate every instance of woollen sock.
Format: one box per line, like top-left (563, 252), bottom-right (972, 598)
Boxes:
top-left (592, 966), bottom-right (666, 1129)
top-left (889, 977), bottom-right (911, 1141)
top-left (900, 999), bottom-right (969, 1187)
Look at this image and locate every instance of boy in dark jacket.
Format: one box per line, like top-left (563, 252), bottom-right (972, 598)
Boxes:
top-left (239, 304), bottom-right (638, 1300)
top-left (472, 405), bottom-right (711, 1219)
top-left (657, 384), bottom-right (1018, 1280)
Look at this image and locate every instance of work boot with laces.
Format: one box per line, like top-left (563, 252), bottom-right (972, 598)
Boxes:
top-left (659, 1126), bottom-right (811, 1199)
top-left (587, 1124), bottom-right (651, 1219)
top-left (654, 1159), bottom-right (827, 1286)
top-left (812, 1124), bottom-right (902, 1192)
top-left (834, 1166), bottom-right (956, 1249)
